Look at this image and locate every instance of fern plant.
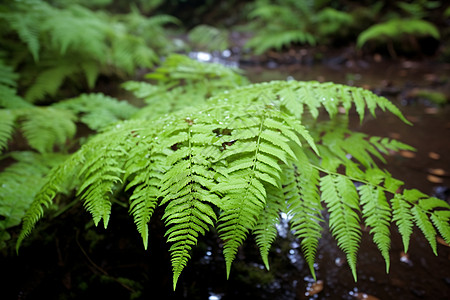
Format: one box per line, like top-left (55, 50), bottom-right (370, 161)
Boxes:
top-left (188, 24), bottom-right (230, 52)
top-left (0, 0), bottom-right (178, 103)
top-left (16, 74), bottom-right (450, 290)
top-left (357, 18), bottom-right (440, 57)
top-left (243, 1), bottom-right (317, 54)
top-left (0, 151), bottom-right (69, 247)
top-left (122, 54), bottom-right (248, 118)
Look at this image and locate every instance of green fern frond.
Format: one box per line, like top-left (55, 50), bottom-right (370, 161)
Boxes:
top-left (391, 193), bottom-right (414, 253)
top-left (246, 30), bottom-right (316, 55)
top-left (24, 59), bottom-right (80, 102)
top-left (0, 7), bottom-right (43, 61)
top-left (20, 107), bottom-right (76, 153)
top-left (357, 18), bottom-right (440, 48)
top-left (41, 5), bottom-right (108, 58)
top-left (0, 151), bottom-right (68, 247)
top-left (0, 86), bottom-right (31, 109)
top-left (0, 110), bottom-right (16, 153)
top-left (412, 204), bottom-right (438, 255)
top-left (124, 135), bottom-right (167, 250)
top-left (210, 80), bottom-right (410, 124)
top-left (430, 211), bottom-right (450, 245)
top-left (359, 184), bottom-right (391, 272)
top-left (76, 129), bottom-right (133, 228)
top-left (215, 108), bottom-right (304, 277)
top-left (284, 150), bottom-right (323, 280)
top-left (320, 174), bottom-right (361, 281)
top-left (253, 184), bottom-right (286, 270)
top-left (188, 25), bottom-right (230, 52)
top-left (410, 194), bottom-right (450, 255)
top-left (16, 151), bottom-right (80, 250)
top-left (54, 93), bottom-right (139, 130)
top-left (159, 119), bottom-right (222, 289)
top-left (123, 54), bottom-right (248, 118)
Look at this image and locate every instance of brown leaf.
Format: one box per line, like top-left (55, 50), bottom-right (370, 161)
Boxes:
top-left (399, 150), bottom-right (416, 158)
top-left (425, 107), bottom-right (438, 114)
top-left (428, 152), bottom-right (441, 160)
top-left (389, 132), bottom-right (401, 139)
top-left (427, 168), bottom-right (447, 176)
top-left (305, 280), bottom-right (323, 296)
top-left (427, 175), bottom-right (444, 183)
top-left (437, 237), bottom-right (450, 247)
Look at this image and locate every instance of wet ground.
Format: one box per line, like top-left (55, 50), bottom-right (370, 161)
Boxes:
top-left (2, 55), bottom-right (450, 300)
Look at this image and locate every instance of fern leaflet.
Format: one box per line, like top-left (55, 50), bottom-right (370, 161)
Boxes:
top-left (320, 174), bottom-right (361, 281)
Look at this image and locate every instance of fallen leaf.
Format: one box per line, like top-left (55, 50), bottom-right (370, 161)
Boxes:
top-left (399, 150), bottom-right (416, 158)
top-left (428, 152), bottom-right (440, 160)
top-left (427, 175), bottom-right (444, 183)
top-left (428, 168), bottom-right (447, 176)
top-left (437, 237), bottom-right (449, 247)
top-left (406, 115), bottom-right (418, 123)
top-left (425, 107), bottom-right (438, 114)
top-left (353, 292), bottom-right (380, 300)
top-left (305, 280), bottom-right (323, 296)
top-left (374, 54), bottom-right (382, 62)
top-left (389, 132), bottom-right (401, 139)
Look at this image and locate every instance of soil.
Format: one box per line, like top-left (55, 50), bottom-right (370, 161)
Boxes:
top-left (1, 48), bottom-right (449, 300)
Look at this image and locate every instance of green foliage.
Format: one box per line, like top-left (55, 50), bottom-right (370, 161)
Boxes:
top-left (315, 7), bottom-right (355, 40)
top-left (0, 60), bottom-right (31, 109)
top-left (0, 151), bottom-right (68, 247)
top-left (188, 25), bottom-right (230, 52)
top-left (54, 93), bottom-right (139, 130)
top-left (0, 107), bottom-right (76, 154)
top-left (357, 18), bottom-right (440, 51)
top-left (123, 54), bottom-right (248, 118)
top-left (0, 0), bottom-right (177, 102)
top-left (244, 1), bottom-right (316, 54)
top-left (16, 64), bottom-right (450, 290)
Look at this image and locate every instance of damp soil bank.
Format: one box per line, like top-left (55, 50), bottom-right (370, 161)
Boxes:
top-left (2, 57), bottom-right (450, 300)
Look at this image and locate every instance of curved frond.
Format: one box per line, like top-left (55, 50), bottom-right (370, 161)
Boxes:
top-left (0, 152), bottom-right (68, 247)
top-left (54, 93), bottom-right (139, 130)
top-left (16, 151), bottom-right (81, 250)
top-left (159, 115), bottom-right (222, 289)
top-left (0, 110), bottom-right (16, 153)
top-left (320, 174), bottom-right (361, 281)
top-left (284, 150), bottom-right (323, 280)
top-left (359, 184), bottom-right (391, 272)
top-left (20, 107), bottom-right (76, 153)
top-left (253, 185), bottom-right (286, 270)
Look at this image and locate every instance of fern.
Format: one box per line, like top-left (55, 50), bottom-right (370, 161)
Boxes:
top-left (0, 151), bottom-right (68, 248)
top-left (16, 74), bottom-right (450, 289)
top-left (1, 0), bottom-right (177, 103)
top-left (0, 106), bottom-right (76, 154)
top-left (320, 174), bottom-right (361, 281)
top-left (246, 30), bottom-right (316, 55)
top-left (0, 110), bottom-right (15, 153)
top-left (357, 18), bottom-right (440, 49)
top-left (123, 54), bottom-right (248, 118)
top-left (253, 184), bottom-right (286, 270)
top-left (53, 93), bottom-right (139, 130)
top-left (283, 150), bottom-right (323, 280)
top-left (244, 2), bottom-right (317, 54)
top-left (20, 107), bottom-right (76, 153)
top-left (188, 25), bottom-right (230, 52)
